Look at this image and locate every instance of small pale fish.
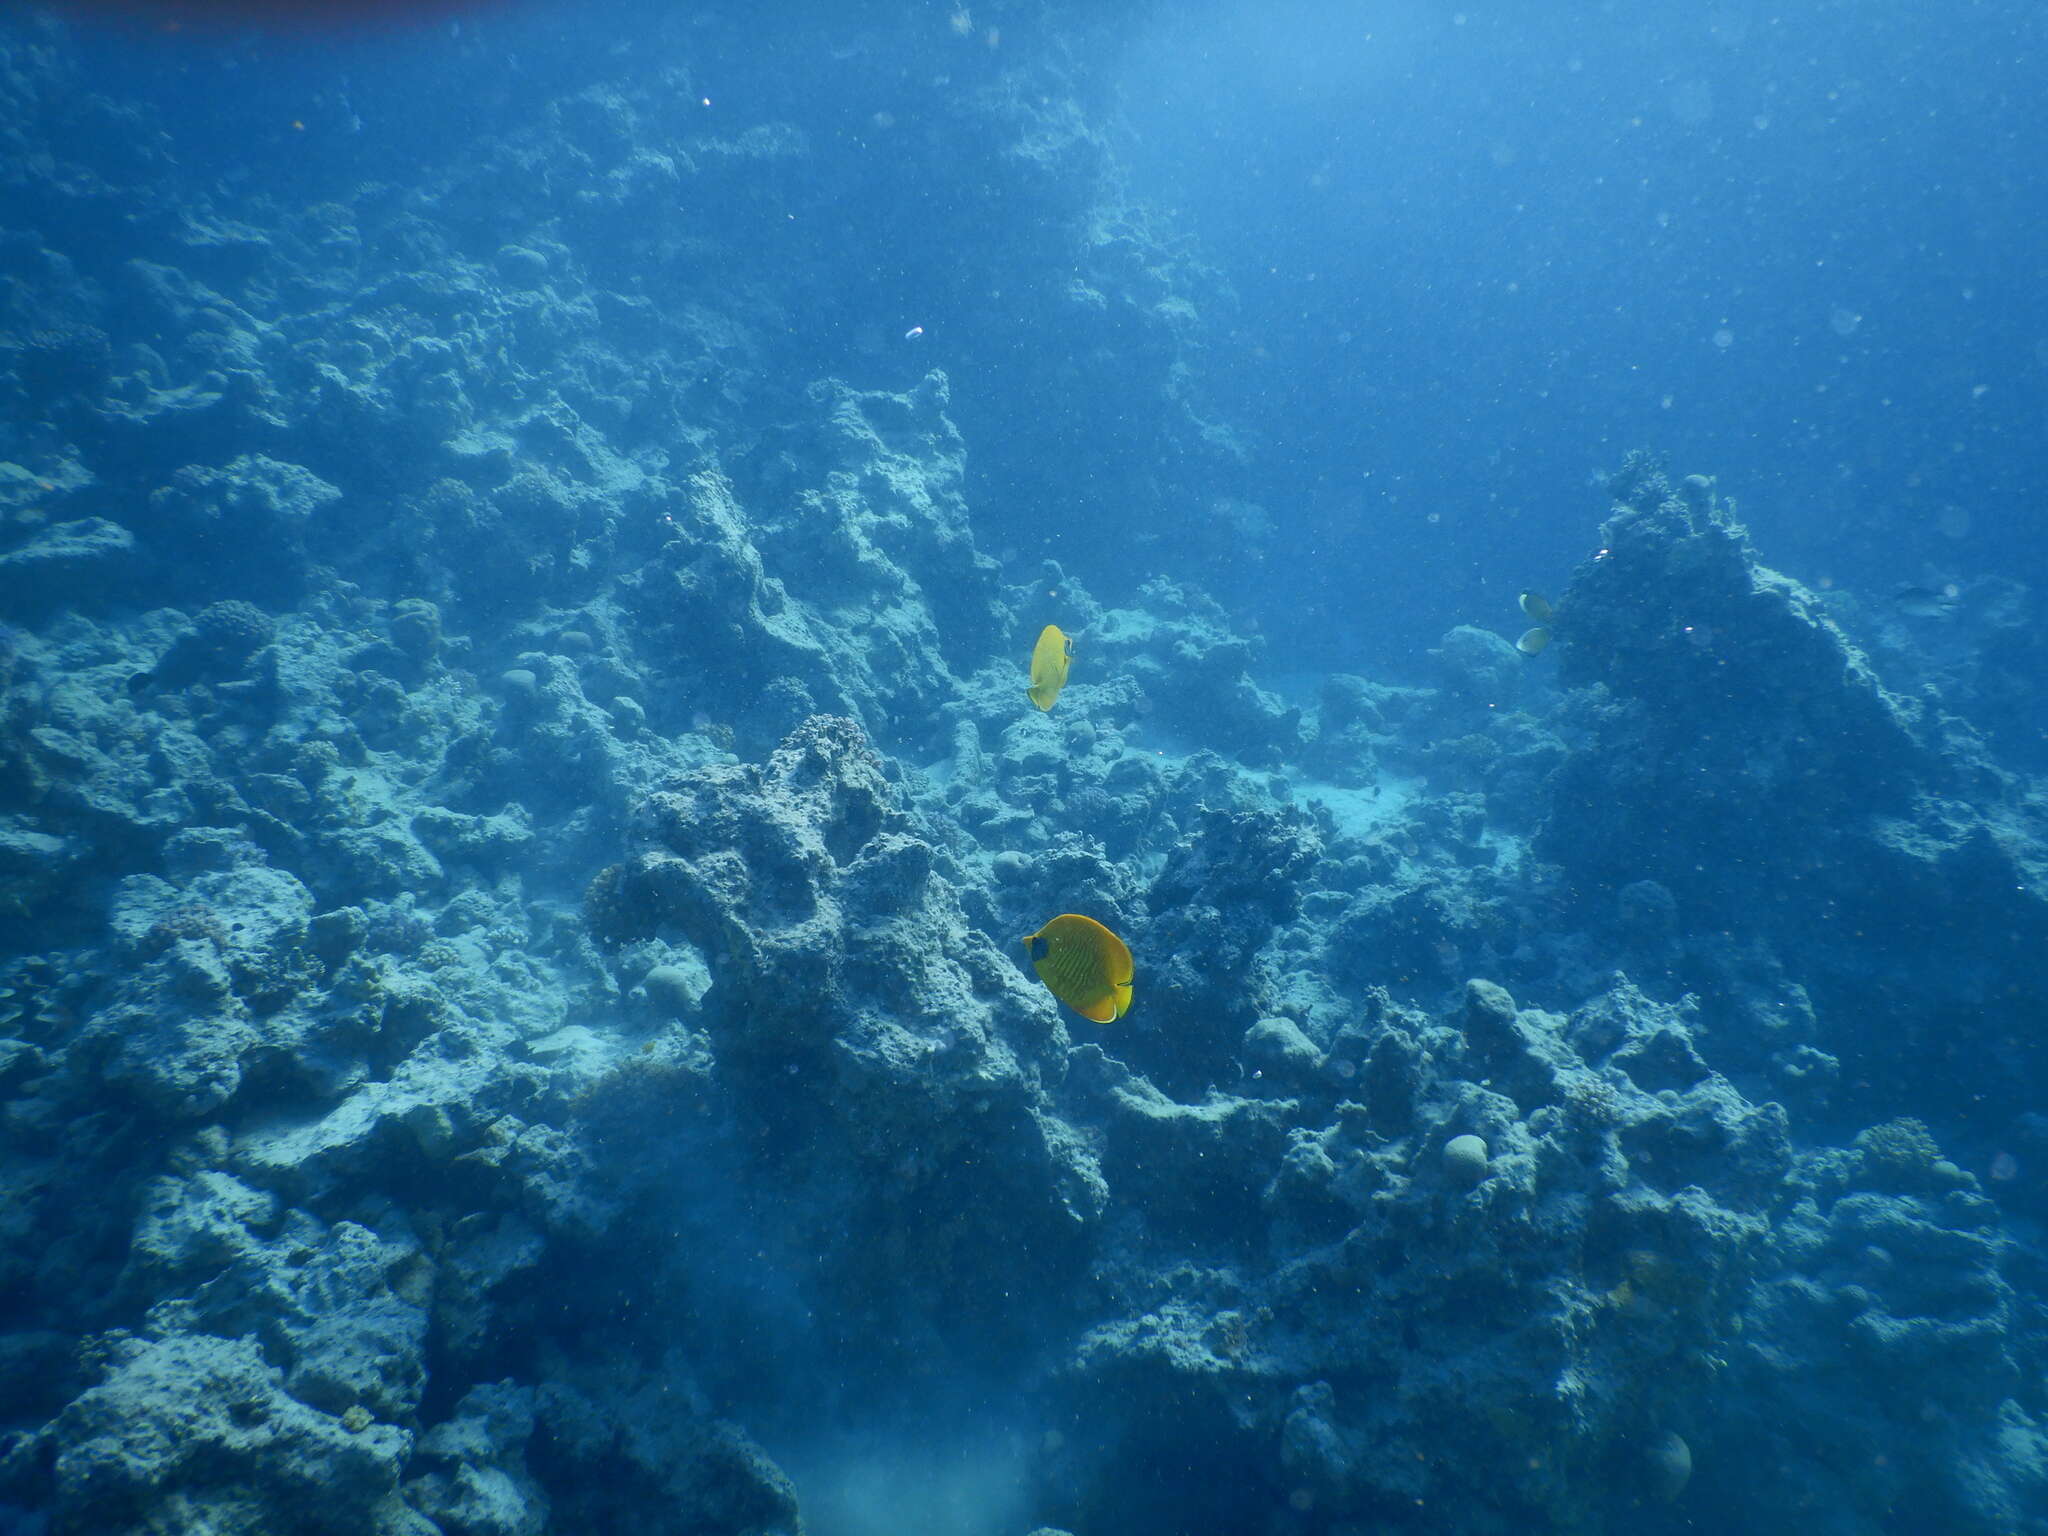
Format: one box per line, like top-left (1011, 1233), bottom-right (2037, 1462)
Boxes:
top-left (1026, 623), bottom-right (1074, 710)
top-left (1893, 584), bottom-right (1958, 619)
top-left (1519, 590), bottom-right (1555, 622)
top-left (1023, 913), bottom-right (1133, 1022)
top-left (1516, 626), bottom-right (1552, 656)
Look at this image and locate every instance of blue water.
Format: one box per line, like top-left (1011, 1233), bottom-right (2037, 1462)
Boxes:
top-left (1113, 2), bottom-right (2048, 668)
top-left (3, 1), bottom-right (2046, 1533)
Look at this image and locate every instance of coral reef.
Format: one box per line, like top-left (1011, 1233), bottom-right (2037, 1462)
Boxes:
top-left (0, 12), bottom-right (2043, 1536)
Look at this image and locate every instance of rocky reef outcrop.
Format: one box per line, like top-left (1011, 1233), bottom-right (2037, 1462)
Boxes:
top-left (1542, 456), bottom-right (2048, 1124)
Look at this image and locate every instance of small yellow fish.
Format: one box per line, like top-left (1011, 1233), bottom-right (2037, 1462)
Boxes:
top-left (1023, 913), bottom-right (1133, 1023)
top-left (1519, 590), bottom-right (1554, 622)
top-left (1516, 627), bottom-right (1551, 656)
top-left (1026, 624), bottom-right (1074, 711)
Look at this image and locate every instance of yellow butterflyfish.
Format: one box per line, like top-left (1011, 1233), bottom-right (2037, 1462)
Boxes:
top-left (1026, 624), bottom-right (1074, 710)
top-left (1023, 913), bottom-right (1133, 1023)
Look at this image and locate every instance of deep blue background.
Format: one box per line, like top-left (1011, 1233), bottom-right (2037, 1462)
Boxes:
top-left (1114, 0), bottom-right (2048, 669)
